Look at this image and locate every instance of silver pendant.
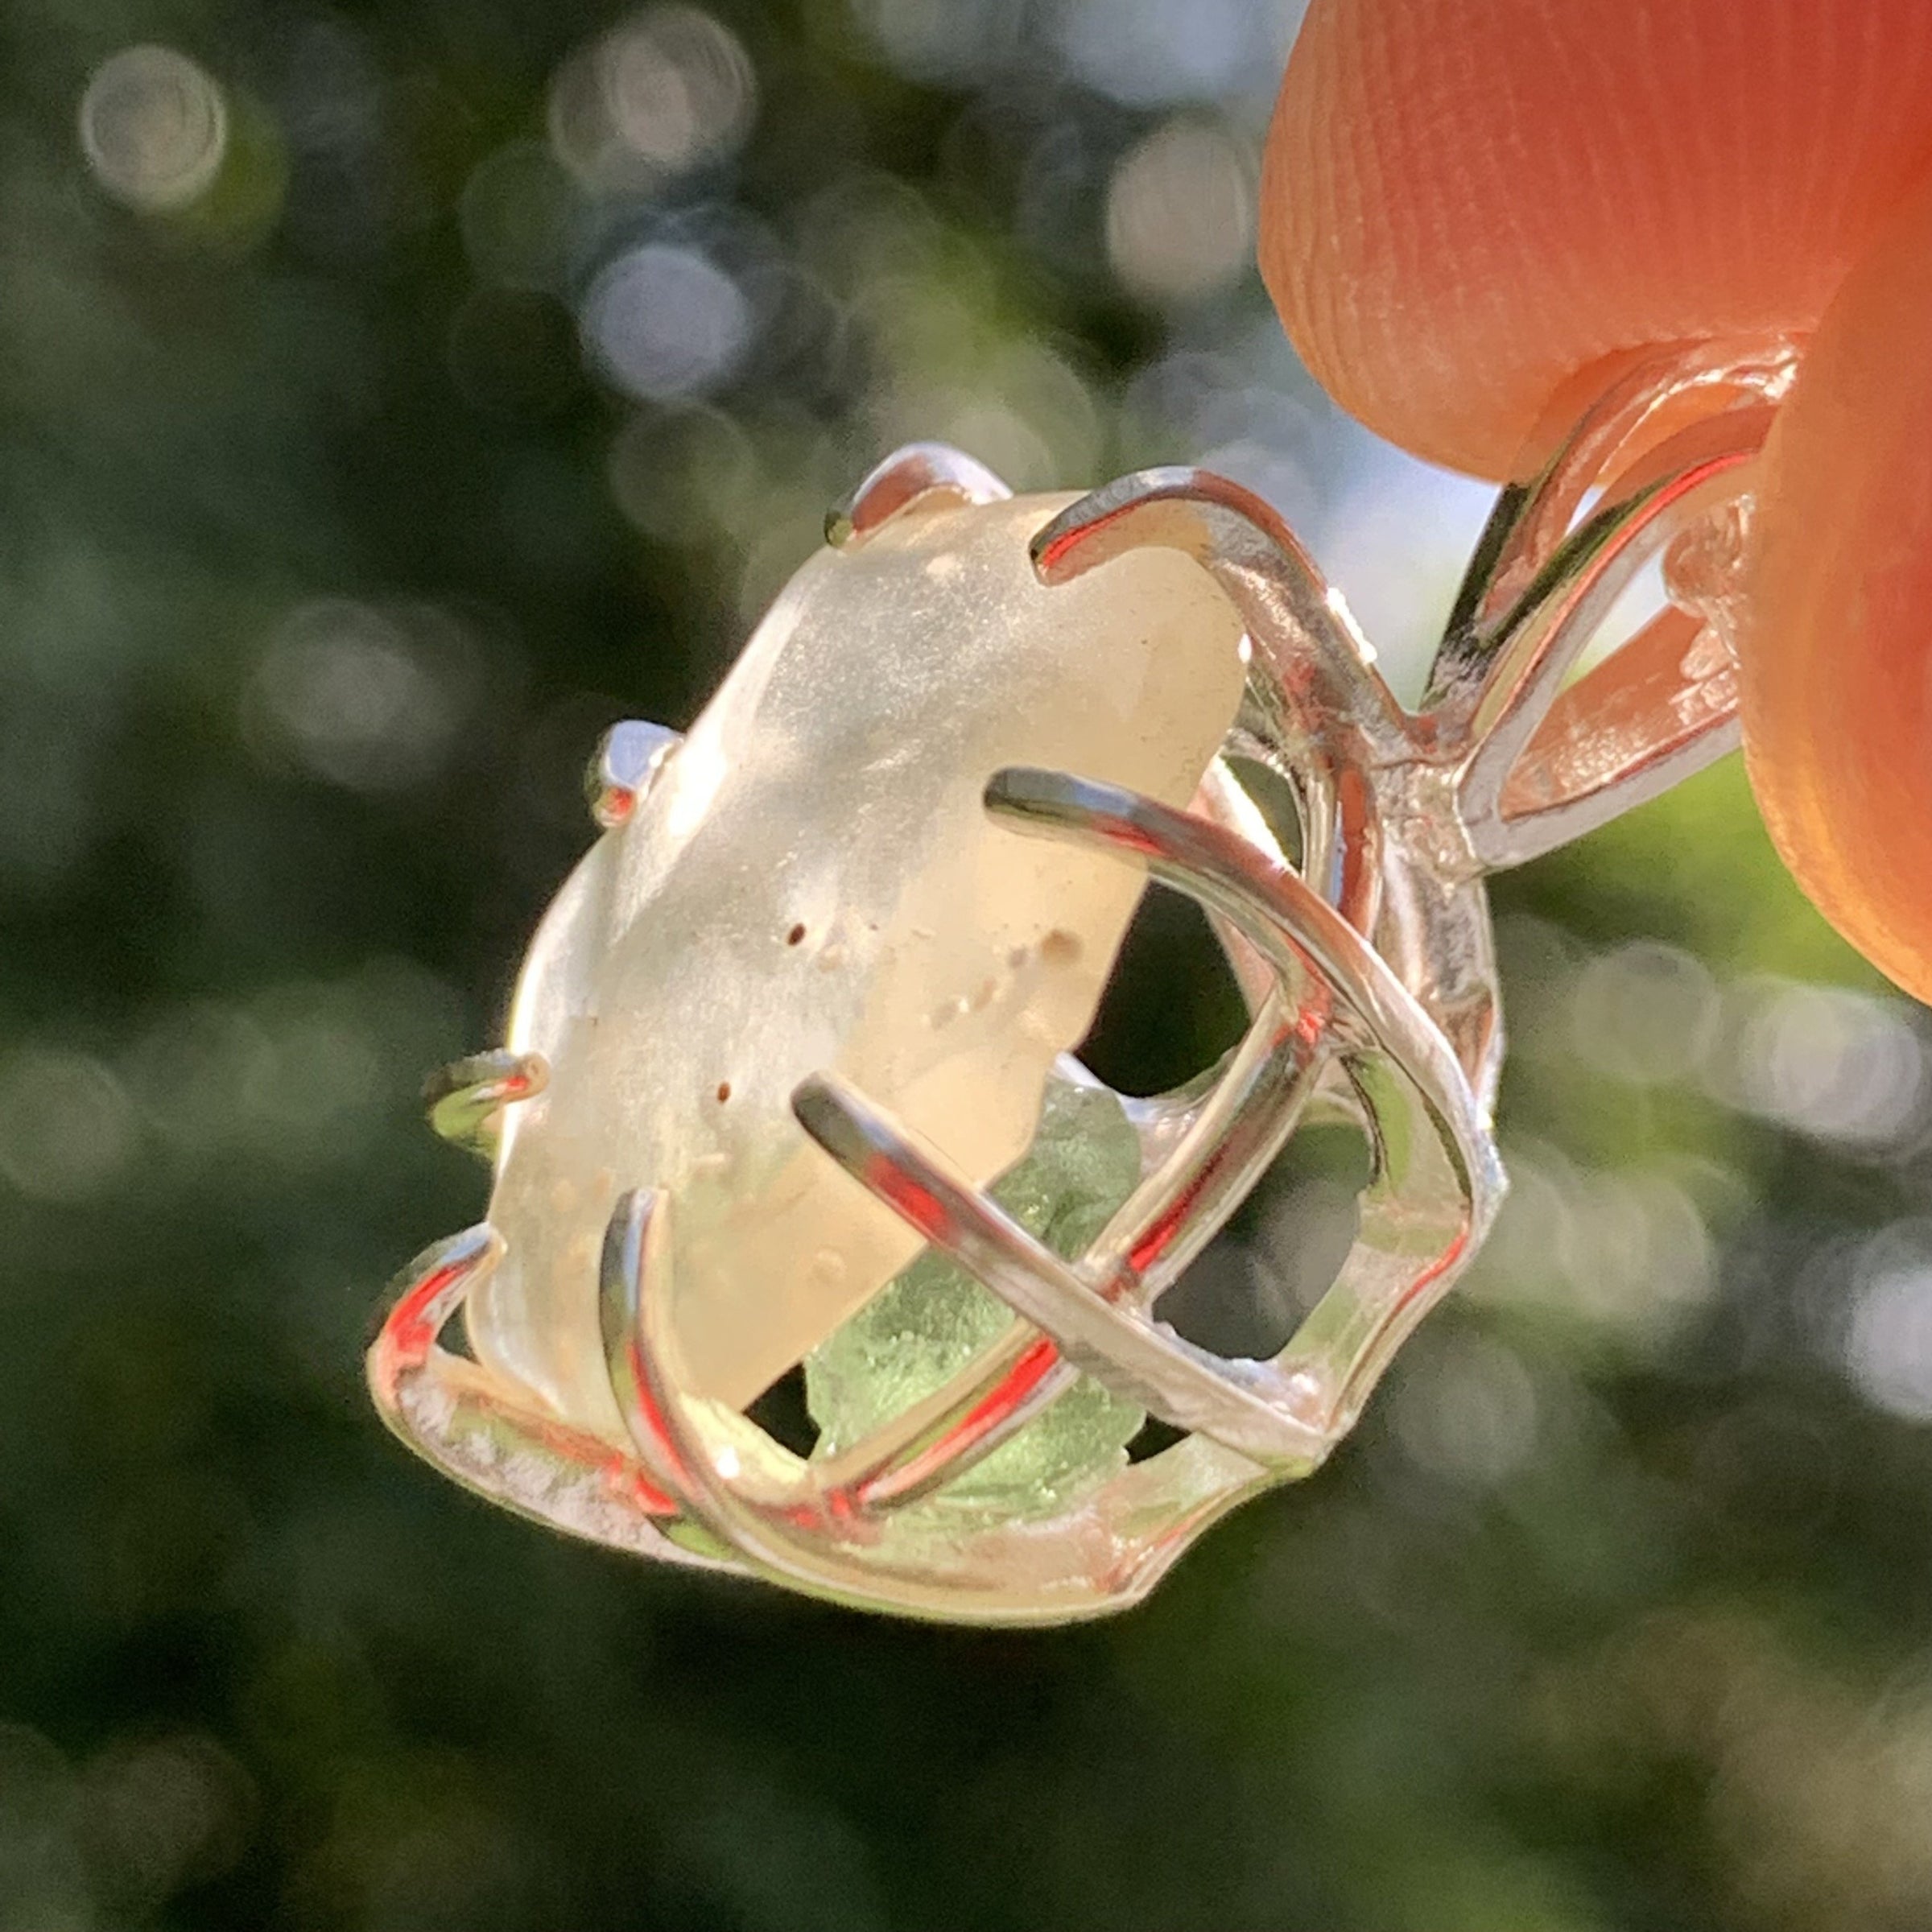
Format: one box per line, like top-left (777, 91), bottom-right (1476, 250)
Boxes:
top-left (369, 339), bottom-right (1792, 1623)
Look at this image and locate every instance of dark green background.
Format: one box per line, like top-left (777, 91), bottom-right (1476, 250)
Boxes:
top-left (4, 1), bottom-right (1930, 1926)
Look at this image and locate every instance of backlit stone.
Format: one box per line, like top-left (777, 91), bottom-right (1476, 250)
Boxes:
top-left (467, 489), bottom-right (1245, 1431)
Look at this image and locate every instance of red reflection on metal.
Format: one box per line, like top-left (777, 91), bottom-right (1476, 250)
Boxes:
top-left (862, 1153), bottom-right (948, 1242)
top-left (619, 1337), bottom-right (691, 1507)
top-left (374, 1254), bottom-right (471, 1387)
top-left (852, 1333), bottom-right (1063, 1511)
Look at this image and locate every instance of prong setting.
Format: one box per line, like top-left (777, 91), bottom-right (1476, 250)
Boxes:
top-left (824, 442), bottom-right (1011, 547)
top-left (587, 719), bottom-right (681, 829)
top-left (370, 370), bottom-right (1797, 1620)
top-left (366, 1221), bottom-right (732, 1572)
top-left (423, 1050), bottom-right (548, 1157)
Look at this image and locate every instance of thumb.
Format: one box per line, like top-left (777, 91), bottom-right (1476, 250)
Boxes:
top-left (1740, 173), bottom-right (1932, 1003)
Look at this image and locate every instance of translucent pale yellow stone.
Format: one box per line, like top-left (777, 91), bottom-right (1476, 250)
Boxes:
top-left (468, 490), bottom-right (1244, 1433)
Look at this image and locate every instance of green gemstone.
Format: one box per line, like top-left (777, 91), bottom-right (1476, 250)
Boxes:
top-left (804, 1073), bottom-right (1146, 1517)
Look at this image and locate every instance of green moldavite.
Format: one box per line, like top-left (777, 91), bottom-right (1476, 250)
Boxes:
top-left (805, 1074), bottom-right (1146, 1517)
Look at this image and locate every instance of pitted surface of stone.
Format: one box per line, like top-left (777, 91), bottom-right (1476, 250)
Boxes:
top-left (469, 490), bottom-right (1245, 1426)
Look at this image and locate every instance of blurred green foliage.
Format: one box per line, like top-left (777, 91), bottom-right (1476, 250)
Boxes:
top-left (4, 1), bottom-right (1932, 1928)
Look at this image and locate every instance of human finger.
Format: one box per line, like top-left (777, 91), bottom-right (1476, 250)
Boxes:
top-left (1260, 0), bottom-right (1932, 478)
top-left (1740, 174), bottom-right (1932, 1001)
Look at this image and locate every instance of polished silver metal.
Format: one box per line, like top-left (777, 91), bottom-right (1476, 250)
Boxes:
top-left (1438, 341), bottom-right (1794, 869)
top-left (370, 350), bottom-right (1796, 1623)
top-left (824, 440), bottom-right (1012, 548)
top-left (366, 1221), bottom-right (730, 1571)
top-left (423, 1049), bottom-right (549, 1158)
top-left (587, 718), bottom-right (682, 830)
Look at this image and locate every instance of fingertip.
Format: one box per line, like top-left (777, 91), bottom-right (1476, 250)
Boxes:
top-left (1264, 0), bottom-right (1932, 477)
top-left (1739, 172), bottom-right (1932, 1002)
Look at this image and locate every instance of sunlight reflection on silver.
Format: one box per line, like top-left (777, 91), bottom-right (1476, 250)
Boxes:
top-left (824, 441), bottom-right (1012, 547)
top-left (366, 1221), bottom-right (732, 1573)
top-left (423, 1051), bottom-right (550, 1159)
top-left (586, 718), bottom-right (682, 828)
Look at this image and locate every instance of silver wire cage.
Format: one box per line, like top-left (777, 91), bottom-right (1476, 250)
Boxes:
top-left (369, 339), bottom-right (1794, 1623)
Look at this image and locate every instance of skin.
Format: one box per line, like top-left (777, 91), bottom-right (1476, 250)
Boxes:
top-left (1261, 0), bottom-right (1932, 998)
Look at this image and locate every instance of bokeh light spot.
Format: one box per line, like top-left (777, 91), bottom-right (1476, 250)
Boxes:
top-left (246, 601), bottom-right (464, 794)
top-left (848, 0), bottom-right (1026, 86)
top-left (580, 242), bottom-right (752, 402)
top-left (607, 405), bottom-right (759, 544)
top-left (1391, 1333), bottom-right (1540, 1488)
top-left (1054, 0), bottom-right (1300, 105)
top-left (1846, 1235), bottom-right (1932, 1422)
top-left (79, 46), bottom-right (228, 213)
top-left (1719, 979), bottom-right (1927, 1147)
top-left (1474, 1143), bottom-right (1719, 1348)
top-left (459, 141), bottom-right (577, 291)
top-left (549, 6), bottom-right (756, 192)
top-left (0, 1048), bottom-right (138, 1203)
top-left (1568, 940), bottom-right (1720, 1086)
top-left (1105, 118), bottom-right (1257, 303)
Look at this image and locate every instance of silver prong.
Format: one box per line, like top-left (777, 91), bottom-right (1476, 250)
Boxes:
top-left (984, 767), bottom-right (1484, 1174)
top-left (984, 766), bottom-right (1333, 1300)
top-left (1027, 464), bottom-right (1235, 584)
top-left (615, 1141), bottom-right (1248, 1624)
top-left (1421, 342), bottom-right (1795, 873)
top-left (423, 1050), bottom-right (548, 1157)
top-left (587, 719), bottom-right (681, 830)
top-left (597, 1187), bottom-right (651, 1359)
top-left (989, 761), bottom-right (1499, 1352)
top-left (597, 1186), bottom-right (687, 1488)
top-left (807, 1327), bottom-right (1079, 1513)
top-left (1434, 336), bottom-right (1797, 675)
top-left (367, 1217), bottom-right (733, 1571)
top-left (791, 1071), bottom-right (1330, 1471)
top-left (1025, 466), bottom-right (1407, 939)
top-left (824, 443), bottom-right (1010, 547)
top-left (1026, 467), bottom-right (1398, 729)
top-left (367, 1222), bottom-right (504, 1405)
top-left (1463, 619), bottom-right (1743, 871)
